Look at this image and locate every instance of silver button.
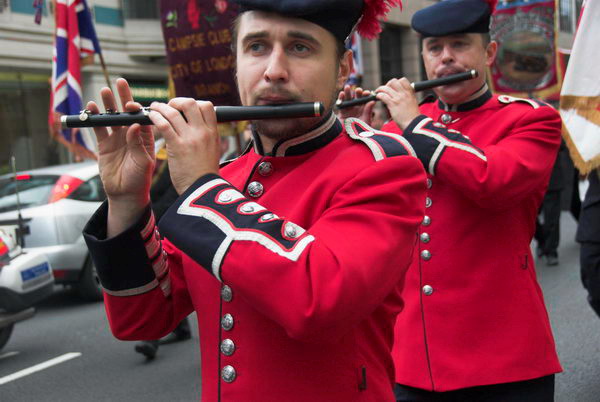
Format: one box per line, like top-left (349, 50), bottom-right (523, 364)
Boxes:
top-left (247, 181), bottom-right (264, 198)
top-left (422, 216), bottom-right (431, 226)
top-left (221, 314), bottom-right (234, 331)
top-left (221, 365), bottom-right (236, 383)
top-left (421, 250), bottom-right (431, 260)
top-left (441, 113), bottom-right (452, 124)
top-left (218, 192), bottom-right (232, 202)
top-left (220, 339), bottom-right (236, 356)
top-left (422, 285), bottom-right (434, 295)
top-left (284, 223), bottom-right (297, 238)
top-left (240, 204), bottom-right (255, 213)
top-left (425, 197), bottom-right (432, 208)
top-left (261, 213), bottom-right (275, 221)
top-left (420, 233), bottom-right (430, 243)
top-left (427, 178), bottom-right (432, 189)
top-left (221, 285), bottom-right (233, 302)
top-left (258, 161), bottom-right (273, 176)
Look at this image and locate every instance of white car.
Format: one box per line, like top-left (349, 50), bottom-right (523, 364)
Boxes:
top-left (0, 227), bottom-right (54, 350)
top-left (0, 161), bottom-right (105, 301)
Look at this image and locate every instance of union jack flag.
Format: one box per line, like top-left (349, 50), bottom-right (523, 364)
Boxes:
top-left (346, 32), bottom-right (363, 87)
top-left (50, 0), bottom-right (101, 156)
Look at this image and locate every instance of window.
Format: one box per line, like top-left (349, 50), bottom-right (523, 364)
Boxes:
top-left (379, 24), bottom-right (405, 85)
top-left (69, 176), bottom-right (106, 202)
top-left (559, 0), bottom-right (584, 33)
top-left (122, 0), bottom-right (159, 19)
top-left (0, 176), bottom-right (58, 213)
top-left (0, 72), bottom-right (62, 174)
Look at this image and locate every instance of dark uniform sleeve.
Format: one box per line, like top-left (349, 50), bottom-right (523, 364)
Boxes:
top-left (385, 101), bottom-right (562, 210)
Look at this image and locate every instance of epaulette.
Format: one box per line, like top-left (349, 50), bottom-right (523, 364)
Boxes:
top-left (497, 94), bottom-right (546, 109)
top-left (344, 118), bottom-right (417, 161)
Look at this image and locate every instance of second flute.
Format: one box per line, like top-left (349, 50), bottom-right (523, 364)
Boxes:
top-left (336, 69), bottom-right (478, 109)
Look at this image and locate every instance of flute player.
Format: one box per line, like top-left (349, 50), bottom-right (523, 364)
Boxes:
top-left (82, 0), bottom-right (428, 400)
top-left (342, 0), bottom-right (562, 400)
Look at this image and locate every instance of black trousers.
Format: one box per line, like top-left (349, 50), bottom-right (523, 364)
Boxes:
top-left (536, 190), bottom-right (562, 256)
top-left (581, 241), bottom-right (600, 318)
top-left (394, 375), bottom-right (555, 402)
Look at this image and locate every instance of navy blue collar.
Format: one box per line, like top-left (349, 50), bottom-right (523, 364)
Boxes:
top-left (437, 83), bottom-right (492, 112)
top-left (252, 112), bottom-right (342, 157)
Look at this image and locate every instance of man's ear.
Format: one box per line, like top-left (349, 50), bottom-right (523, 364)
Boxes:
top-left (337, 49), bottom-right (353, 90)
top-left (485, 41), bottom-right (498, 67)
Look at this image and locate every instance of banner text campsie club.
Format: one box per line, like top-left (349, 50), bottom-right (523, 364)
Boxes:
top-left (160, 0), bottom-right (240, 105)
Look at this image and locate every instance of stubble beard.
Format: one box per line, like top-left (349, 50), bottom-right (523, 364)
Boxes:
top-left (252, 90), bottom-right (337, 142)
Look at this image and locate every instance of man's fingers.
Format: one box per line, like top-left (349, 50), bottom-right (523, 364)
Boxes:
top-left (100, 86), bottom-right (123, 131)
top-left (125, 124), bottom-right (153, 162)
top-left (124, 100), bottom-right (143, 112)
top-left (168, 97), bottom-right (204, 129)
top-left (375, 91), bottom-right (393, 106)
top-left (100, 86), bottom-right (118, 112)
top-left (116, 78), bottom-right (134, 110)
top-left (197, 101), bottom-right (217, 130)
top-left (87, 101), bottom-right (109, 143)
top-left (148, 108), bottom-right (180, 144)
top-left (150, 102), bottom-right (188, 134)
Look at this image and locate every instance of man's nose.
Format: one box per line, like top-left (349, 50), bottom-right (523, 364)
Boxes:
top-left (440, 45), bottom-right (455, 64)
top-left (263, 46), bottom-right (289, 83)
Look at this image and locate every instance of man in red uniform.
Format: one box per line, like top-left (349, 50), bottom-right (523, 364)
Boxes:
top-left (346, 0), bottom-right (562, 400)
top-left (82, 0), bottom-right (427, 401)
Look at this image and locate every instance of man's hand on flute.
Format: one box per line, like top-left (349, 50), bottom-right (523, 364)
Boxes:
top-left (86, 78), bottom-right (155, 238)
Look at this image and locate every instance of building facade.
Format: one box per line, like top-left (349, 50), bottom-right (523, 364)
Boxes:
top-left (0, 0), bottom-right (580, 172)
top-left (0, 0), bottom-right (168, 173)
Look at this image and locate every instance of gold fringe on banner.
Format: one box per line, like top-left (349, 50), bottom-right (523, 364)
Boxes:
top-left (560, 95), bottom-right (600, 175)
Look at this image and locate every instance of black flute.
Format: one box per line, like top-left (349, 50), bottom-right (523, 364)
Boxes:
top-left (61, 102), bottom-right (324, 129)
top-left (335, 69), bottom-right (478, 109)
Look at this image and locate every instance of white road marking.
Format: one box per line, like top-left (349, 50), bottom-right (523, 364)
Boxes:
top-left (0, 352), bottom-right (81, 385)
top-left (0, 351), bottom-right (19, 361)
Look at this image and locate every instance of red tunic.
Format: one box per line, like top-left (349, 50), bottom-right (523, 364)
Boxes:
top-left (84, 115), bottom-right (427, 401)
top-left (382, 91), bottom-right (563, 391)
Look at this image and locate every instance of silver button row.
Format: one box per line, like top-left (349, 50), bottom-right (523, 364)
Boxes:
top-left (220, 284), bottom-right (236, 383)
top-left (246, 161), bottom-right (276, 198)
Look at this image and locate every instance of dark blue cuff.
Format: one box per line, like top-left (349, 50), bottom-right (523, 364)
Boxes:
top-left (403, 115), bottom-right (444, 174)
top-left (83, 201), bottom-right (158, 294)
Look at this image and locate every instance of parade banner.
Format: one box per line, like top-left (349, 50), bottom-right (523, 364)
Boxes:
top-left (559, 0), bottom-right (600, 174)
top-left (489, 0), bottom-right (562, 99)
top-left (159, 0), bottom-right (239, 105)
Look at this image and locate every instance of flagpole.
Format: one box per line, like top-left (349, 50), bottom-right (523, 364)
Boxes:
top-left (97, 51), bottom-right (113, 92)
